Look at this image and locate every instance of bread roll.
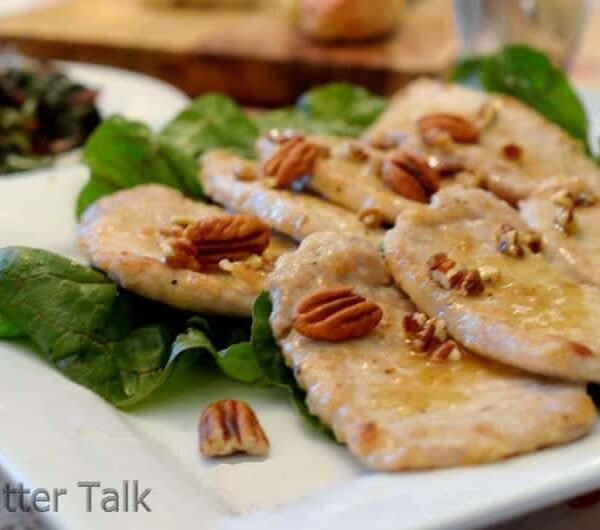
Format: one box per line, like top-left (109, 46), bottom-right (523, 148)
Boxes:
top-left (293, 0), bottom-right (405, 41)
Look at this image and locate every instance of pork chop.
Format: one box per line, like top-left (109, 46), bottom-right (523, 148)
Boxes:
top-left (520, 179), bottom-right (600, 286)
top-left (269, 232), bottom-right (595, 470)
top-left (384, 187), bottom-right (600, 382)
top-left (78, 184), bottom-right (295, 317)
top-left (200, 149), bottom-right (383, 242)
top-left (367, 78), bottom-right (600, 203)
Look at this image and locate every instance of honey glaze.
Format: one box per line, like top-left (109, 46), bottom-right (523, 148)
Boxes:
top-left (366, 349), bottom-right (521, 416)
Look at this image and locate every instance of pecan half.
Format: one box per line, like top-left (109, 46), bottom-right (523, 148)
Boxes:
top-left (496, 224), bottom-right (542, 257)
top-left (427, 253), bottom-right (484, 296)
top-left (294, 286), bottom-right (383, 342)
top-left (381, 151), bottom-right (440, 202)
top-left (261, 137), bottom-right (320, 189)
top-left (402, 312), bottom-right (462, 362)
top-left (417, 113), bottom-right (480, 144)
top-left (163, 214), bottom-right (270, 272)
top-left (199, 400), bottom-right (269, 457)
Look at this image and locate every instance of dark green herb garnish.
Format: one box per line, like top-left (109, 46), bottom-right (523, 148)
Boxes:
top-left (0, 64), bottom-right (101, 174)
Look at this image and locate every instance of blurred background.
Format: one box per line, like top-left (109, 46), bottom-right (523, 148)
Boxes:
top-left (0, 0), bottom-right (598, 106)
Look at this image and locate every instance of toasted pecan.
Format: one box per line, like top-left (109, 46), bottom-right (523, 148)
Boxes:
top-left (199, 400), bottom-right (269, 457)
top-left (402, 312), bottom-right (461, 362)
top-left (381, 151), bottom-right (440, 202)
top-left (428, 252), bottom-right (484, 296)
top-left (294, 286), bottom-right (383, 342)
top-left (163, 214), bottom-right (270, 272)
top-left (261, 137), bottom-right (320, 188)
top-left (417, 113), bottom-right (479, 144)
top-left (496, 224), bottom-right (542, 257)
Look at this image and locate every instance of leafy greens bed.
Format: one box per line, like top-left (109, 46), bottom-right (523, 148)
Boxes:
top-left (0, 45), bottom-right (596, 432)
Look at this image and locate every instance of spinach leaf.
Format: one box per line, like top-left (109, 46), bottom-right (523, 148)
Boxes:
top-left (0, 247), bottom-right (205, 407)
top-left (175, 293), bottom-right (332, 436)
top-left (254, 83), bottom-right (388, 138)
top-left (77, 116), bottom-right (203, 217)
top-left (452, 45), bottom-right (590, 149)
top-left (77, 83), bottom-right (386, 216)
top-left (298, 82), bottom-right (388, 130)
top-left (0, 312), bottom-right (24, 338)
top-left (160, 93), bottom-right (258, 159)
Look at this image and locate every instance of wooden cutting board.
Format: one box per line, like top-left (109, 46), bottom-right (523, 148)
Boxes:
top-left (0, 0), bottom-right (458, 105)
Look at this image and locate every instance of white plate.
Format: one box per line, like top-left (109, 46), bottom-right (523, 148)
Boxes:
top-left (0, 61), bottom-right (189, 178)
top-left (0, 92), bottom-right (600, 530)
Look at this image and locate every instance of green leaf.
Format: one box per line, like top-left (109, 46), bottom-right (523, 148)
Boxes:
top-left (218, 293), bottom-right (332, 436)
top-left (450, 56), bottom-right (485, 86)
top-left (253, 83), bottom-right (388, 138)
top-left (253, 108), bottom-right (309, 134)
top-left (0, 247), bottom-right (204, 407)
top-left (160, 93), bottom-right (259, 160)
top-left (77, 116), bottom-right (204, 218)
top-left (0, 312), bottom-right (24, 338)
top-left (298, 82), bottom-right (388, 130)
top-left (451, 45), bottom-right (590, 150)
top-left (216, 341), bottom-right (263, 384)
top-left (171, 293), bottom-right (332, 435)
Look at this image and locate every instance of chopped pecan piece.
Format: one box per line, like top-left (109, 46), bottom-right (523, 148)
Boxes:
top-left (496, 224), bottom-right (542, 257)
top-left (417, 113), bottom-right (480, 144)
top-left (381, 151), bottom-right (440, 202)
top-left (497, 225), bottom-right (524, 258)
top-left (337, 142), bottom-right (369, 162)
top-left (431, 340), bottom-right (462, 362)
top-left (427, 253), bottom-right (484, 296)
top-left (233, 162), bottom-right (258, 181)
top-left (478, 265), bottom-right (500, 284)
top-left (294, 286), bottom-right (383, 342)
top-left (554, 206), bottom-right (576, 234)
top-left (261, 137), bottom-right (321, 189)
top-left (459, 270), bottom-right (485, 296)
top-left (502, 143), bottom-right (523, 161)
top-left (550, 189), bottom-right (576, 209)
top-left (368, 131), bottom-right (405, 150)
top-left (426, 153), bottom-right (465, 176)
top-left (162, 214), bottom-right (270, 272)
top-left (475, 100), bottom-right (502, 130)
top-left (358, 207), bottom-right (386, 228)
top-left (199, 400), bottom-right (269, 457)
top-left (574, 192), bottom-right (598, 207)
top-left (402, 312), bottom-right (462, 362)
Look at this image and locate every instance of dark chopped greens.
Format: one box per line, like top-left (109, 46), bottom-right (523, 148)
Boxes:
top-left (0, 65), bottom-right (101, 174)
top-left (452, 45), bottom-right (591, 151)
